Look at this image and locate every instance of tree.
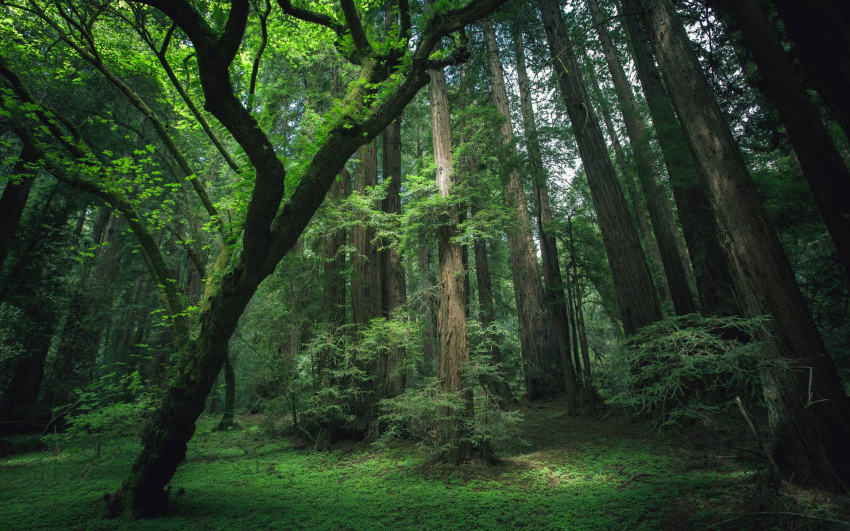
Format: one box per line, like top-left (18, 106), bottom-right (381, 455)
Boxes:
top-left (512, 22), bottom-right (579, 409)
top-left (482, 18), bottom-right (565, 401)
top-left (537, 0), bottom-right (661, 336)
top-left (585, 0), bottom-right (696, 316)
top-left (3, 0), bottom-right (507, 517)
top-left (426, 0), bottom-right (472, 464)
top-left (710, 0), bottom-right (850, 281)
top-left (636, 0), bottom-right (850, 490)
top-left (619, 0), bottom-right (736, 316)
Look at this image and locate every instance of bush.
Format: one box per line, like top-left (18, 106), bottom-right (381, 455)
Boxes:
top-left (376, 352), bottom-right (522, 462)
top-left (606, 314), bottom-right (777, 429)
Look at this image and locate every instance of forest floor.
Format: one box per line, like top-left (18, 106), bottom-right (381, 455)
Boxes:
top-left (1, 402), bottom-right (849, 530)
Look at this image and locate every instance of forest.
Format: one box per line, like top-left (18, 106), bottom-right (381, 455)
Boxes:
top-left (1, 0), bottom-right (849, 528)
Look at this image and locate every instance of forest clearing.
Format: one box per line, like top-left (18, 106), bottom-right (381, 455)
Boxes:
top-left (4, 405), bottom-right (849, 530)
top-left (1, 0), bottom-right (849, 528)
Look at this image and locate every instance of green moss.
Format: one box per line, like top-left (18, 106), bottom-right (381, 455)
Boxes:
top-left (0, 410), bottom-right (776, 530)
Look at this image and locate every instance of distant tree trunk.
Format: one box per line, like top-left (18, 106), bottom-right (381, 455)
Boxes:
top-left (589, 72), bottom-right (662, 296)
top-left (512, 25), bottom-right (579, 410)
top-left (418, 235), bottom-right (438, 371)
top-left (483, 19), bottom-right (562, 400)
top-left (380, 119), bottom-right (407, 397)
top-left (586, 0), bottom-right (696, 316)
top-left (351, 140), bottom-right (382, 327)
top-left (216, 352), bottom-right (236, 430)
top-left (620, 0), bottom-right (736, 316)
top-left (538, 0), bottom-right (662, 336)
top-left (428, 41), bottom-right (473, 464)
top-left (711, 0), bottom-right (850, 281)
top-left (770, 0), bottom-right (850, 140)
top-left (323, 170), bottom-right (349, 327)
top-left (637, 0), bottom-right (850, 491)
top-left (0, 143), bottom-right (38, 270)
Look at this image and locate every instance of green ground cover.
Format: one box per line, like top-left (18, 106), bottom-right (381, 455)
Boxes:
top-left (1, 406), bottom-right (846, 530)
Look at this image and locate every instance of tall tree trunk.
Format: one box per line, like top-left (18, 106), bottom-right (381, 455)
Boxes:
top-left (512, 26), bottom-right (578, 410)
top-left (380, 119), bottom-right (407, 397)
top-left (637, 0), bottom-right (850, 491)
top-left (351, 140), bottom-right (382, 327)
top-left (769, 0), bottom-right (850, 140)
top-left (427, 37), bottom-right (473, 463)
top-left (0, 143), bottom-right (38, 270)
top-left (586, 0), bottom-right (696, 316)
top-left (711, 0), bottom-right (850, 281)
top-left (323, 170), bottom-right (349, 328)
top-left (483, 19), bottom-right (562, 400)
top-left (619, 0), bottom-right (736, 316)
top-left (538, 0), bottom-right (662, 336)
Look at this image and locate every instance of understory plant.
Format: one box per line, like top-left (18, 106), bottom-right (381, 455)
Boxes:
top-left (607, 314), bottom-right (776, 429)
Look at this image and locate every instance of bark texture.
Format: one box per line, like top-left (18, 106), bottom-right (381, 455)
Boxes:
top-left (586, 0), bottom-right (696, 316)
top-left (620, 0), bottom-right (736, 316)
top-left (513, 26), bottom-right (579, 410)
top-left (428, 54), bottom-right (473, 464)
top-left (538, 0), bottom-right (662, 336)
top-left (770, 0), bottom-right (850, 140)
top-left (711, 0), bottom-right (850, 281)
top-left (483, 19), bottom-right (561, 399)
top-left (637, 0), bottom-right (850, 491)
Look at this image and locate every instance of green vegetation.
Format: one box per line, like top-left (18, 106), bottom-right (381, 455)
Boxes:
top-left (7, 407), bottom-right (836, 531)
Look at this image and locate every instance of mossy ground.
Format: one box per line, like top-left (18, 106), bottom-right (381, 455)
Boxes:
top-left (2, 403), bottom-right (847, 530)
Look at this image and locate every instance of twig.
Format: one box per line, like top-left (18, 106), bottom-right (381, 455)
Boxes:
top-left (735, 396), bottom-right (781, 480)
top-left (697, 511), bottom-right (850, 530)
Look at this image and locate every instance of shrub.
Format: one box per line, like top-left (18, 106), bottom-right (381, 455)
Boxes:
top-left (607, 314), bottom-right (777, 429)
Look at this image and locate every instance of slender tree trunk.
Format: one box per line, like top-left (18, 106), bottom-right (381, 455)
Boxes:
top-left (483, 19), bottom-right (562, 400)
top-left (538, 0), bottom-right (662, 336)
top-left (428, 43), bottom-right (473, 464)
top-left (637, 0), bottom-right (850, 491)
top-left (586, 0), bottom-right (696, 316)
top-left (216, 352), bottom-right (236, 430)
top-left (711, 0), bottom-right (850, 281)
top-left (0, 143), bottom-right (38, 270)
top-left (769, 0), bottom-right (850, 140)
top-left (619, 0), bottom-right (736, 316)
top-left (380, 119), bottom-right (407, 397)
top-left (351, 141), bottom-right (382, 327)
top-left (513, 26), bottom-right (578, 410)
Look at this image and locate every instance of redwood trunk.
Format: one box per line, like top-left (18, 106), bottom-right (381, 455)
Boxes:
top-left (620, 0), bottom-right (735, 316)
top-left (711, 0), bottom-right (850, 281)
top-left (538, 0), bottom-right (662, 336)
top-left (380, 119), bottom-right (407, 397)
top-left (428, 57), bottom-right (473, 464)
top-left (513, 26), bottom-right (578, 410)
top-left (770, 0), bottom-right (850, 140)
top-left (483, 19), bottom-right (562, 399)
top-left (587, 0), bottom-right (696, 316)
top-left (637, 0), bottom-right (850, 490)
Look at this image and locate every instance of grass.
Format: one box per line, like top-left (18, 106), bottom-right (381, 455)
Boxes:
top-left (1, 404), bottom-right (847, 530)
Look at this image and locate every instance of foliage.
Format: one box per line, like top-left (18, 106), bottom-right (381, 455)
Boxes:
top-left (376, 351), bottom-right (523, 461)
top-left (605, 314), bottom-right (775, 429)
top-left (43, 368), bottom-right (158, 452)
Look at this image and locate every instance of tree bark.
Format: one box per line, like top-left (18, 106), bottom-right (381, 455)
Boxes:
top-left (512, 26), bottom-right (578, 410)
top-left (538, 0), bottom-right (662, 336)
top-left (619, 0), bottom-right (736, 316)
top-left (351, 140), bottom-right (382, 327)
top-left (710, 0), bottom-right (850, 281)
top-left (586, 0), bottom-right (696, 316)
top-left (769, 0), bottom-right (850, 140)
top-left (637, 0), bottom-right (850, 491)
top-left (380, 119), bottom-right (407, 397)
top-left (428, 51), bottom-right (473, 465)
top-left (483, 19), bottom-right (562, 400)
top-left (0, 143), bottom-right (38, 271)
